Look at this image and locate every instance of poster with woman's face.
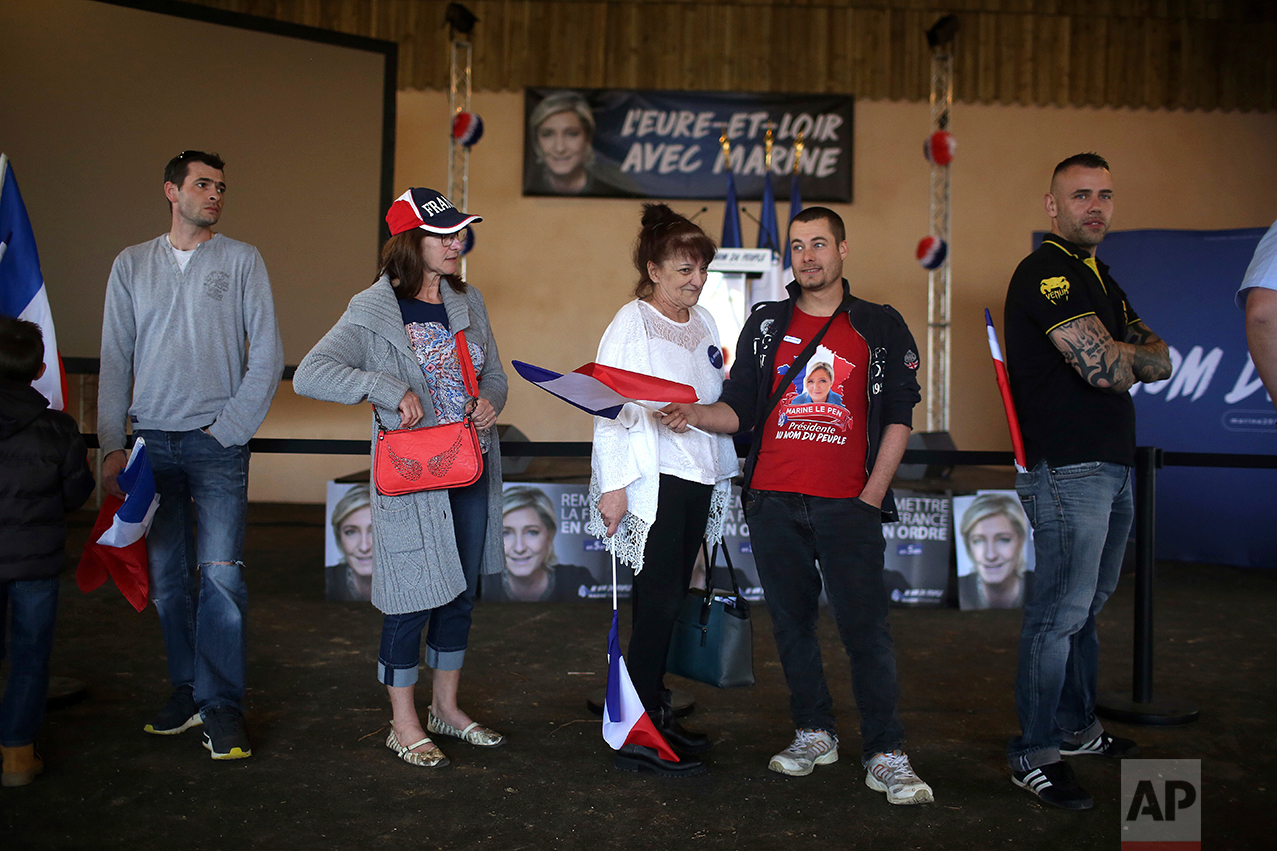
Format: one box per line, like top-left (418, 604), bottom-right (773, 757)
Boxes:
top-left (325, 481), bottom-right (374, 602)
top-left (953, 490), bottom-right (1035, 611)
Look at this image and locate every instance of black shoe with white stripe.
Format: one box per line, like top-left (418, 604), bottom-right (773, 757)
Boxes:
top-left (1012, 760), bottom-right (1093, 810)
top-left (1060, 731), bottom-right (1139, 758)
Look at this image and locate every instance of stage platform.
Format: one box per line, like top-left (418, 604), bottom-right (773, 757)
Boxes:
top-left (3, 503), bottom-right (1273, 850)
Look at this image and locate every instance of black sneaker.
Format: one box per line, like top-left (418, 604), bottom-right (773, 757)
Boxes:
top-left (1012, 760), bottom-right (1094, 810)
top-left (201, 706), bottom-right (252, 760)
top-left (143, 685), bottom-right (202, 736)
top-left (1060, 731), bottom-right (1140, 758)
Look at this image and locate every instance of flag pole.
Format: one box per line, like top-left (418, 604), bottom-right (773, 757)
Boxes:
top-left (984, 309), bottom-right (1027, 472)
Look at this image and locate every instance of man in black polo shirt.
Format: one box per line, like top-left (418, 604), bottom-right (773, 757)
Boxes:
top-left (1003, 153), bottom-right (1172, 810)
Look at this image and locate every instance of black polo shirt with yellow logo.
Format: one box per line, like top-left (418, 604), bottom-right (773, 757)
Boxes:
top-left (1003, 233), bottom-right (1142, 469)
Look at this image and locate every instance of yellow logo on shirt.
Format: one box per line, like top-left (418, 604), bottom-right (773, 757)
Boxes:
top-left (1039, 276), bottom-right (1070, 304)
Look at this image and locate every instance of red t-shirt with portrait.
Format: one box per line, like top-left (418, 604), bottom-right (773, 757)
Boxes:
top-left (750, 309), bottom-right (870, 499)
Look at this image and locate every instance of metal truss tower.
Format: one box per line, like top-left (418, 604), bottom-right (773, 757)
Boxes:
top-left (926, 47), bottom-right (954, 433)
top-left (448, 38), bottom-right (473, 277)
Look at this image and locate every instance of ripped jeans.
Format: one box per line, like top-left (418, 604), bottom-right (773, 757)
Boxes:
top-left (138, 429), bottom-right (251, 713)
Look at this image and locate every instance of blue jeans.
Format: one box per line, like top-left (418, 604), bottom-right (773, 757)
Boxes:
top-left (0, 578), bottom-right (60, 747)
top-left (138, 429), bottom-right (250, 713)
top-left (744, 489), bottom-right (905, 761)
top-left (378, 463), bottom-right (489, 687)
top-left (1009, 460), bottom-right (1133, 772)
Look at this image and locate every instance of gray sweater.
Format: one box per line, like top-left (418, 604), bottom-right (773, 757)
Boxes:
top-left (98, 234), bottom-right (284, 454)
top-left (293, 275), bottom-right (508, 615)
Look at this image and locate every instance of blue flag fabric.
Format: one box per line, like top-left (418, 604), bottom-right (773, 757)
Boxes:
top-left (721, 172), bottom-right (742, 249)
top-left (784, 176), bottom-right (803, 271)
top-left (757, 172), bottom-right (779, 253)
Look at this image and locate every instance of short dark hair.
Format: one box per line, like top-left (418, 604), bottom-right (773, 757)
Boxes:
top-left (377, 229), bottom-right (467, 299)
top-left (164, 150), bottom-right (225, 188)
top-left (1052, 152), bottom-right (1110, 181)
top-left (790, 206), bottom-right (846, 244)
top-left (632, 203), bottom-right (717, 299)
top-left (0, 316), bottom-right (45, 383)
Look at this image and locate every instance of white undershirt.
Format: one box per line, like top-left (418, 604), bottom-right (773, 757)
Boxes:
top-left (166, 235), bottom-right (197, 272)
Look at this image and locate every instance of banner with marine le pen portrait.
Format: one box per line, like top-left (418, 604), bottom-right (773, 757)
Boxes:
top-left (523, 87), bottom-right (854, 202)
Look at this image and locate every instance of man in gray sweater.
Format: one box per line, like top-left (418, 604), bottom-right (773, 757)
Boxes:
top-left (98, 151), bottom-right (283, 760)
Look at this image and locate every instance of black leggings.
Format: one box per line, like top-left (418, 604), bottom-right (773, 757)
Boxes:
top-left (627, 474), bottom-right (713, 711)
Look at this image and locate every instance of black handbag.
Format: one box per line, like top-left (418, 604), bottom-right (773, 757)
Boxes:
top-left (666, 538), bottom-right (754, 688)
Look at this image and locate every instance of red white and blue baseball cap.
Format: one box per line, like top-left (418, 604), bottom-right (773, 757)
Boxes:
top-left (385, 188), bottom-right (482, 236)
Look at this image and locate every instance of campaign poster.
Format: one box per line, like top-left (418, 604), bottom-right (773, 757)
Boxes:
top-left (325, 481), bottom-right (374, 602)
top-left (883, 490), bottom-right (951, 607)
top-left (483, 482), bottom-right (622, 602)
top-left (952, 491), bottom-right (1035, 611)
top-left (523, 87), bottom-right (854, 201)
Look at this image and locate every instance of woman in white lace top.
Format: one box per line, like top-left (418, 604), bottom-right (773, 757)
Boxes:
top-left (587, 204), bottom-right (740, 776)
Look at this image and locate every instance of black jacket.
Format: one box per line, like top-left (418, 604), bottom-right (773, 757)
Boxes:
top-left (718, 279), bottom-right (922, 521)
top-left (0, 380), bottom-right (96, 581)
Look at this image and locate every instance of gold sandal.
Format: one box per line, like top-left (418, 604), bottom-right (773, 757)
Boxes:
top-left (386, 726), bottom-right (450, 767)
top-left (427, 706), bottom-right (506, 748)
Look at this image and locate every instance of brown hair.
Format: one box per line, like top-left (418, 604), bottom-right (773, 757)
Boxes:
top-left (631, 203), bottom-right (717, 299)
top-left (790, 206), bottom-right (846, 244)
top-left (377, 230), bottom-right (467, 298)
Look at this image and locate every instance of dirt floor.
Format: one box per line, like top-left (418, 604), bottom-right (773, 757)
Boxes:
top-left (2, 503), bottom-right (1273, 850)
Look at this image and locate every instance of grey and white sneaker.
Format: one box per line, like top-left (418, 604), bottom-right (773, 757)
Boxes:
top-left (768, 729), bottom-right (838, 776)
top-left (865, 750), bottom-right (934, 805)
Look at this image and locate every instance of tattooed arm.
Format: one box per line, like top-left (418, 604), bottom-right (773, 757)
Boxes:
top-left (1048, 315), bottom-right (1172, 393)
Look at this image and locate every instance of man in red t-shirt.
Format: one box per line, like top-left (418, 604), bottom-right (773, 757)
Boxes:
top-left (665, 207), bottom-right (932, 806)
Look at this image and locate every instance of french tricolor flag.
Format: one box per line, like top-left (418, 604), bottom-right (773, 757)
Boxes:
top-left (512, 360), bottom-right (699, 419)
top-left (0, 154), bottom-right (66, 410)
top-left (602, 610), bottom-right (680, 762)
top-left (985, 309), bottom-right (1028, 472)
top-left (77, 439), bottom-right (160, 612)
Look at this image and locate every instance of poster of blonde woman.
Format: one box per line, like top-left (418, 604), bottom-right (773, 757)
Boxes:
top-left (953, 491), bottom-right (1035, 610)
top-left (325, 482), bottom-right (375, 602)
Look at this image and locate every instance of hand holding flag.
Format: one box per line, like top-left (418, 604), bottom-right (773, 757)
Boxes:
top-left (77, 439), bottom-right (160, 612)
top-left (512, 360), bottom-right (711, 435)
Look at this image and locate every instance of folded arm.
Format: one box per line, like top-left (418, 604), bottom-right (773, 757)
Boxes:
top-left (1047, 315), bottom-right (1172, 393)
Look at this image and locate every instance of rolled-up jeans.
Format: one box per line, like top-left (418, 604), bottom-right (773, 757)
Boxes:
top-left (1009, 460), bottom-right (1133, 772)
top-left (138, 429), bottom-right (250, 713)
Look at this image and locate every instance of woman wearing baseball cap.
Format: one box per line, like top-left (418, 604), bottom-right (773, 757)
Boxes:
top-left (295, 188), bottom-right (508, 768)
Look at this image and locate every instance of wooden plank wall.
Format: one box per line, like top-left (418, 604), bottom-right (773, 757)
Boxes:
top-left (183, 0), bottom-right (1276, 111)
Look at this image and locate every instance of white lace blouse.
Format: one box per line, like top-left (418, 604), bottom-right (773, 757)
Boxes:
top-left (586, 300), bottom-right (740, 573)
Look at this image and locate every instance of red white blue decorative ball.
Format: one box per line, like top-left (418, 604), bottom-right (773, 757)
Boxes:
top-left (924, 131), bottom-right (956, 165)
top-left (460, 227), bottom-right (476, 256)
top-left (916, 235), bottom-right (948, 269)
top-left (452, 112), bottom-right (484, 147)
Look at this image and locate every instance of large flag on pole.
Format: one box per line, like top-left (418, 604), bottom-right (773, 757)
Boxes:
top-left (0, 154), bottom-right (66, 410)
top-left (77, 439), bottom-right (160, 612)
top-left (512, 360), bottom-right (699, 418)
top-left (721, 170), bottom-right (742, 249)
top-left (984, 309), bottom-right (1028, 472)
top-left (757, 171), bottom-right (780, 254)
top-left (783, 173), bottom-right (803, 276)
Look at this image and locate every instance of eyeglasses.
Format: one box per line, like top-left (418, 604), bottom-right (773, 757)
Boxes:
top-left (433, 229), bottom-right (468, 246)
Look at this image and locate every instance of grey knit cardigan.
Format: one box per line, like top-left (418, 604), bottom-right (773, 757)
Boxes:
top-left (293, 275), bottom-right (507, 614)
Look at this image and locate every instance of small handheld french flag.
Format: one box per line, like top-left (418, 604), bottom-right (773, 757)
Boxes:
top-left (602, 610), bottom-right (680, 762)
top-left (77, 439), bottom-right (160, 612)
top-left (512, 360), bottom-right (699, 419)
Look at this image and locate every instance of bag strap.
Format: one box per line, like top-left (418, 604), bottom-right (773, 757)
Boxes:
top-left (760, 306), bottom-right (843, 424)
top-left (372, 329), bottom-right (480, 432)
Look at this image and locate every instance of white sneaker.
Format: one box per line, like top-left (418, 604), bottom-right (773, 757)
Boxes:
top-left (865, 750), bottom-right (934, 805)
top-left (768, 729), bottom-right (838, 776)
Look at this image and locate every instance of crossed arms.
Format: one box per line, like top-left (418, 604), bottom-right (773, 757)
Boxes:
top-left (1048, 315), bottom-right (1172, 393)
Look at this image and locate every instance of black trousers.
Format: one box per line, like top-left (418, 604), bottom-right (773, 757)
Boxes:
top-left (627, 474), bottom-right (713, 711)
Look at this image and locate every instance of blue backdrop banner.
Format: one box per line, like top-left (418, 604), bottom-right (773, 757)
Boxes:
top-left (1044, 227), bottom-right (1273, 568)
top-left (523, 88), bottom-right (854, 202)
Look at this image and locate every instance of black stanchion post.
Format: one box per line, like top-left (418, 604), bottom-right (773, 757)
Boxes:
top-left (1097, 445), bottom-right (1199, 726)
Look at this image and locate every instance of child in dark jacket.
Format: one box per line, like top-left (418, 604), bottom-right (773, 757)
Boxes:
top-left (0, 316), bottom-right (95, 787)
